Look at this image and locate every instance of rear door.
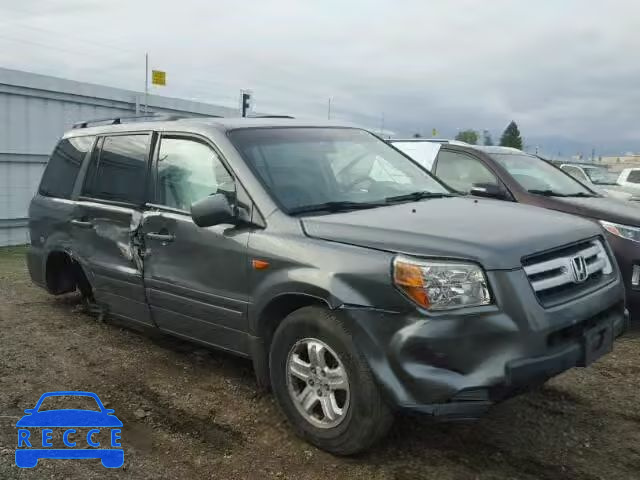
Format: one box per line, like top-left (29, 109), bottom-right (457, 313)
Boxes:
top-left (140, 133), bottom-right (251, 355)
top-left (74, 133), bottom-right (153, 326)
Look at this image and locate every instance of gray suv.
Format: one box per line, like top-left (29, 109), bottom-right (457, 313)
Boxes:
top-left (28, 116), bottom-right (626, 454)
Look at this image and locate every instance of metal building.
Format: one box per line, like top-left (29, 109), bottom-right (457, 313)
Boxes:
top-left (0, 67), bottom-right (239, 246)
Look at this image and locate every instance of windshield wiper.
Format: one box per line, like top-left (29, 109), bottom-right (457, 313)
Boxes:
top-left (527, 189), bottom-right (568, 197)
top-left (288, 201), bottom-right (386, 215)
top-left (385, 191), bottom-right (454, 203)
top-left (564, 192), bottom-right (598, 198)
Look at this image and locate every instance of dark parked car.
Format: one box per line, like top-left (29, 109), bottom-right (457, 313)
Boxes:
top-left (28, 117), bottom-right (625, 454)
top-left (415, 144), bottom-right (640, 320)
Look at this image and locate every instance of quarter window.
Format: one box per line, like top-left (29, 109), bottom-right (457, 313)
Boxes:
top-left (82, 134), bottom-right (150, 204)
top-left (39, 136), bottom-right (95, 199)
top-left (434, 150), bottom-right (498, 193)
top-left (156, 137), bottom-right (234, 211)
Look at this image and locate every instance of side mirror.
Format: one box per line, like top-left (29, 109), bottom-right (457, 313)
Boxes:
top-left (24, 409), bottom-right (35, 415)
top-left (470, 183), bottom-right (507, 200)
top-left (191, 194), bottom-right (235, 228)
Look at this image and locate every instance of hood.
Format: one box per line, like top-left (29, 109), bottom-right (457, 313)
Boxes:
top-left (301, 197), bottom-right (600, 270)
top-left (16, 409), bottom-right (123, 427)
top-left (543, 196), bottom-right (640, 227)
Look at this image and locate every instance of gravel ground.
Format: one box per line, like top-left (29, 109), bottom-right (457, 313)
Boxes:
top-left (1, 246), bottom-right (639, 479)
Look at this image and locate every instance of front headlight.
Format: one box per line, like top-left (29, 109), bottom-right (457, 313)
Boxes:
top-left (393, 256), bottom-right (491, 310)
top-left (599, 220), bottom-right (640, 243)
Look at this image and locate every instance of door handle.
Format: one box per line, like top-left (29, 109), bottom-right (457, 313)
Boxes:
top-left (71, 219), bottom-right (93, 229)
top-left (146, 232), bottom-right (175, 242)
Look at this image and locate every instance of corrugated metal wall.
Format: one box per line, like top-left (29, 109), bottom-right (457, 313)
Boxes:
top-left (0, 67), bottom-right (238, 246)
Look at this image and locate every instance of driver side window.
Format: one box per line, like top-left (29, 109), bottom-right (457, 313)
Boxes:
top-left (156, 137), bottom-right (234, 211)
top-left (434, 150), bottom-right (498, 193)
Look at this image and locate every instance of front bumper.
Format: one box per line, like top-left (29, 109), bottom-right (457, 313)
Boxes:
top-left (340, 268), bottom-right (626, 420)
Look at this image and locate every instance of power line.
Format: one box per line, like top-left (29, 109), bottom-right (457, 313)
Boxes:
top-left (0, 19), bottom-right (140, 55)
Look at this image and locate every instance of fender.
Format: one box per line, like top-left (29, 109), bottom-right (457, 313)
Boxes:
top-left (248, 266), bottom-right (376, 335)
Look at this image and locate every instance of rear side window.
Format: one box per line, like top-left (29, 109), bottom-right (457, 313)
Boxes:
top-left (434, 150), bottom-right (498, 193)
top-left (562, 165), bottom-right (588, 182)
top-left (82, 134), bottom-right (150, 204)
top-left (628, 170), bottom-right (640, 183)
top-left (391, 141), bottom-right (440, 170)
top-left (39, 136), bottom-right (95, 199)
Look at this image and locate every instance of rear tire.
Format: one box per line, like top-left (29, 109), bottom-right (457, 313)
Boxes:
top-left (269, 306), bottom-right (393, 455)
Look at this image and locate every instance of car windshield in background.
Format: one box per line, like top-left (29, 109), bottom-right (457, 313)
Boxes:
top-left (583, 167), bottom-right (620, 185)
top-left (230, 128), bottom-right (451, 214)
top-left (491, 154), bottom-right (594, 196)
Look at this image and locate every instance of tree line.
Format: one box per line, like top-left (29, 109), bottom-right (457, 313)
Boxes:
top-left (413, 121), bottom-right (523, 149)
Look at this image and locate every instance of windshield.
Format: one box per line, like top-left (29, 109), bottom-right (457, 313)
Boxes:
top-left (37, 395), bottom-right (101, 412)
top-left (230, 128), bottom-right (450, 213)
top-left (491, 153), bottom-right (593, 196)
top-left (583, 167), bottom-right (619, 185)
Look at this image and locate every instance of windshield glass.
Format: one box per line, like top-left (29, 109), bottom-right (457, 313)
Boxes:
top-left (230, 128), bottom-right (450, 213)
top-left (491, 153), bottom-right (593, 195)
top-left (583, 167), bottom-right (619, 185)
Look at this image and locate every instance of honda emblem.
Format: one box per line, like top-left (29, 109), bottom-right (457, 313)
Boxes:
top-left (570, 255), bottom-right (588, 283)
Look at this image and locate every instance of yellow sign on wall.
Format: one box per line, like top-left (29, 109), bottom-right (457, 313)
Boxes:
top-left (151, 70), bottom-right (166, 86)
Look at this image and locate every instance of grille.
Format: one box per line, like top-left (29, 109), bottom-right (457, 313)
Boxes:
top-left (523, 239), bottom-right (614, 306)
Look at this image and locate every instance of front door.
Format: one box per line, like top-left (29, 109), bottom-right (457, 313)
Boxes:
top-left (74, 133), bottom-right (153, 326)
top-left (141, 134), bottom-right (250, 355)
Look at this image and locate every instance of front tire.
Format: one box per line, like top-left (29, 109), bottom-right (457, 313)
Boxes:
top-left (269, 306), bottom-right (393, 455)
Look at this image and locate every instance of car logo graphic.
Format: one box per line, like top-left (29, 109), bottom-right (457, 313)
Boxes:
top-left (570, 255), bottom-right (589, 283)
top-left (15, 391), bottom-right (123, 468)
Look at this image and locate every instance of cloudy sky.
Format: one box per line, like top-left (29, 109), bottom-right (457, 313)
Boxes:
top-left (1, 0), bottom-right (638, 155)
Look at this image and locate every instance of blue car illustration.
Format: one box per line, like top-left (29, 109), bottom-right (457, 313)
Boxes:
top-left (15, 391), bottom-right (123, 468)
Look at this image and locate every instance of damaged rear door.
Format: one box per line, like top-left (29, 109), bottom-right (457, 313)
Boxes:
top-left (74, 133), bottom-right (153, 326)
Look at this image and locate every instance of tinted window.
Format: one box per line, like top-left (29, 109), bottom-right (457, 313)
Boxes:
top-left (582, 167), bottom-right (618, 185)
top-left (230, 128), bottom-right (448, 212)
top-left (83, 135), bottom-right (150, 204)
top-left (627, 170), bottom-right (640, 183)
top-left (434, 150), bottom-right (498, 193)
top-left (156, 137), bottom-right (234, 211)
top-left (491, 154), bottom-right (592, 195)
top-left (39, 136), bottom-right (95, 199)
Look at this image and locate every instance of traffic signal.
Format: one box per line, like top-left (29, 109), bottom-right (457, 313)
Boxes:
top-left (241, 92), bottom-right (252, 117)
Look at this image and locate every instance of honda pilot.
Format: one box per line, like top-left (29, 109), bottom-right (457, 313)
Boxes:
top-left (28, 117), bottom-right (626, 454)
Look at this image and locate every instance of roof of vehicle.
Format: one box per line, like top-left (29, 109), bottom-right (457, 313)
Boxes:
top-left (65, 115), bottom-right (362, 137)
top-left (470, 145), bottom-right (526, 155)
top-left (560, 163), bottom-right (605, 169)
top-left (390, 138), bottom-right (472, 146)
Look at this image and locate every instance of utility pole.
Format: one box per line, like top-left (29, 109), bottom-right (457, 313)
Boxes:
top-left (144, 52), bottom-right (149, 114)
top-left (327, 97), bottom-right (332, 120)
top-left (380, 112), bottom-right (385, 136)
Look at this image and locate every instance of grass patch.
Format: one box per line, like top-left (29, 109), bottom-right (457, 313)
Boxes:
top-left (0, 245), bottom-right (29, 259)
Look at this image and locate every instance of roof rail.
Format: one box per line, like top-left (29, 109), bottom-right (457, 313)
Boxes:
top-left (246, 114), bottom-right (295, 119)
top-left (71, 113), bottom-right (210, 129)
